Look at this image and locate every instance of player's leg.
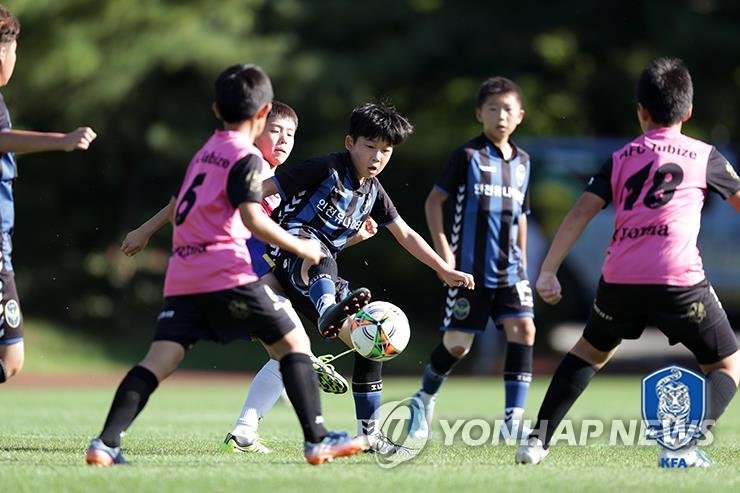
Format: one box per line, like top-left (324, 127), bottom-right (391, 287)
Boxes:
top-left (409, 287), bottom-right (490, 439)
top-left (500, 317), bottom-right (535, 439)
top-left (86, 340), bottom-right (186, 466)
top-left (0, 341), bottom-right (23, 383)
top-left (250, 282), bottom-right (366, 464)
top-left (0, 271), bottom-right (25, 382)
top-left (223, 341), bottom-right (282, 454)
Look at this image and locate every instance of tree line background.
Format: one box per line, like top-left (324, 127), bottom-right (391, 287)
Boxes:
top-left (6, 0), bottom-right (739, 371)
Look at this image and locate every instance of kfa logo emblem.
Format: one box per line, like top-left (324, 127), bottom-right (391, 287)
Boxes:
top-left (642, 366), bottom-right (705, 454)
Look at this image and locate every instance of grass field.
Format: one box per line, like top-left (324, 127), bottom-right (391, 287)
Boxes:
top-left (1, 375), bottom-right (738, 492)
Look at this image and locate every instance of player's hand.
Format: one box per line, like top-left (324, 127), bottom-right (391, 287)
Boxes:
top-left (356, 217), bottom-right (378, 242)
top-left (121, 228), bottom-right (150, 257)
top-left (63, 127), bottom-right (97, 151)
top-left (536, 270), bottom-right (562, 304)
top-left (439, 269), bottom-right (475, 290)
top-left (297, 238), bottom-right (323, 265)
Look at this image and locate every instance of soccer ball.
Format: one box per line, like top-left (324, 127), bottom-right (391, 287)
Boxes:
top-left (350, 301), bottom-right (410, 362)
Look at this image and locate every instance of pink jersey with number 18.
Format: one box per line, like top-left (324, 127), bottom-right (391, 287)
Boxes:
top-left (594, 127), bottom-right (721, 286)
top-left (164, 130), bottom-right (265, 296)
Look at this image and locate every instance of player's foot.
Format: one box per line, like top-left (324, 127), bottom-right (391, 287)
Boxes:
top-left (304, 431), bottom-right (368, 465)
top-left (408, 392), bottom-right (435, 440)
top-left (659, 445), bottom-right (712, 468)
top-left (362, 432), bottom-right (415, 456)
top-left (515, 436), bottom-right (549, 465)
top-left (85, 438), bottom-right (127, 466)
top-left (311, 354), bottom-right (349, 394)
top-left (499, 408), bottom-right (533, 443)
top-left (317, 287), bottom-right (371, 339)
top-left (221, 433), bottom-right (271, 454)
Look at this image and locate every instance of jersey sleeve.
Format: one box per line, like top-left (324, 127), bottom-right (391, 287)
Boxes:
top-left (227, 154), bottom-right (265, 208)
top-left (273, 158), bottom-right (332, 200)
top-left (706, 147), bottom-right (740, 199)
top-left (585, 157), bottom-right (614, 204)
top-left (434, 148), bottom-right (467, 195)
top-left (370, 181), bottom-right (399, 226)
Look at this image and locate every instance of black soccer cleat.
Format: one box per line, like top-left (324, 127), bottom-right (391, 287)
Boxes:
top-left (317, 287), bottom-right (371, 339)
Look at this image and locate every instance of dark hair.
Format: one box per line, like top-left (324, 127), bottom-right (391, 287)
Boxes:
top-left (269, 100), bottom-right (298, 127)
top-left (477, 77), bottom-right (523, 108)
top-left (0, 5), bottom-right (20, 44)
top-left (214, 64), bottom-right (273, 124)
top-left (636, 57), bottom-right (693, 125)
top-left (348, 102), bottom-right (414, 146)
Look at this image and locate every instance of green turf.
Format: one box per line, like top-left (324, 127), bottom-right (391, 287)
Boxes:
top-left (0, 376), bottom-right (738, 492)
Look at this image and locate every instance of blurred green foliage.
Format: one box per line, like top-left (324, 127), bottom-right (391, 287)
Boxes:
top-left (4, 0), bottom-right (739, 365)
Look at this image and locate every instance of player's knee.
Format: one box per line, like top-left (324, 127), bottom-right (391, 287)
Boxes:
top-left (0, 358), bottom-right (22, 383)
top-left (446, 344), bottom-right (470, 359)
top-left (504, 319), bottom-right (536, 345)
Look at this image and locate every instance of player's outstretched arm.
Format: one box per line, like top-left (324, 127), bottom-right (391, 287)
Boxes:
top-left (121, 198), bottom-right (175, 257)
top-left (536, 192), bottom-right (604, 304)
top-left (386, 218), bottom-right (474, 289)
top-left (239, 201), bottom-right (322, 265)
top-left (425, 188), bottom-right (454, 266)
top-left (518, 213), bottom-right (528, 269)
top-left (0, 127), bottom-right (97, 154)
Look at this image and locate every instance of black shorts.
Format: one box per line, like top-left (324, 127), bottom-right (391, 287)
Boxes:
top-left (153, 280), bottom-right (302, 348)
top-left (0, 269), bottom-right (23, 346)
top-left (583, 278), bottom-right (738, 364)
top-left (439, 280), bottom-right (534, 333)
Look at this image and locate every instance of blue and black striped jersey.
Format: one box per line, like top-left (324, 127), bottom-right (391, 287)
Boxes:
top-left (435, 134), bottom-right (531, 288)
top-left (272, 151), bottom-right (399, 253)
top-left (0, 93), bottom-right (17, 271)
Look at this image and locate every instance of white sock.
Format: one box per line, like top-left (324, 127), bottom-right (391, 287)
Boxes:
top-left (232, 359), bottom-right (284, 440)
top-left (505, 407), bottom-right (525, 422)
top-left (415, 390), bottom-right (435, 406)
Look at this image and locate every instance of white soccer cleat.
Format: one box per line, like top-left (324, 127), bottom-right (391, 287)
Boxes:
top-left (659, 445), bottom-right (712, 468)
top-left (407, 392), bottom-right (435, 440)
top-left (515, 436), bottom-right (549, 465)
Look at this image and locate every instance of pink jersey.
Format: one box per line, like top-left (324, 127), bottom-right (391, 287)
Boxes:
top-left (164, 130), bottom-right (265, 296)
top-left (601, 127), bottom-right (713, 285)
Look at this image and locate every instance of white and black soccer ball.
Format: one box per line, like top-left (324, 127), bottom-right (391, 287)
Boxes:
top-left (350, 301), bottom-right (410, 362)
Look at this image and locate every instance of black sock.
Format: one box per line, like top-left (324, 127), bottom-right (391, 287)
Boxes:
top-left (430, 342), bottom-right (460, 375)
top-left (351, 352), bottom-right (383, 393)
top-left (100, 365), bottom-right (159, 447)
top-left (0, 359), bottom-right (6, 383)
top-left (280, 352), bottom-right (327, 443)
top-left (530, 353), bottom-right (597, 448)
top-left (705, 370), bottom-right (738, 427)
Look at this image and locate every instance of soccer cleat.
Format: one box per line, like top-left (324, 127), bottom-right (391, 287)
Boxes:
top-left (659, 445), bottom-right (712, 468)
top-left (515, 436), bottom-right (549, 465)
top-left (221, 433), bottom-right (271, 454)
top-left (362, 432), bottom-right (415, 456)
top-left (85, 438), bottom-right (127, 466)
top-left (500, 408), bottom-right (533, 443)
top-left (317, 287), bottom-right (371, 339)
top-left (408, 392), bottom-right (435, 440)
top-left (310, 355), bottom-right (349, 394)
top-left (304, 431), bottom-right (368, 465)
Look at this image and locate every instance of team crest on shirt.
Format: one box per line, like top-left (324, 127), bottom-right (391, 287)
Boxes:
top-left (4, 299), bottom-right (20, 328)
top-left (452, 298), bottom-right (471, 320)
top-left (515, 164), bottom-right (527, 187)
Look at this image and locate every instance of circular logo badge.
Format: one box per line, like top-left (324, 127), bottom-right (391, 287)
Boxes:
top-left (452, 298), bottom-right (471, 320)
top-left (4, 299), bottom-right (21, 328)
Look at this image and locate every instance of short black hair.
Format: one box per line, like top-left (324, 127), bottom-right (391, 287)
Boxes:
top-left (477, 77), bottom-right (523, 108)
top-left (269, 100), bottom-right (298, 128)
top-left (348, 102), bottom-right (414, 146)
top-left (0, 5), bottom-right (20, 44)
top-left (214, 64), bottom-right (273, 124)
top-left (636, 57), bottom-right (693, 125)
